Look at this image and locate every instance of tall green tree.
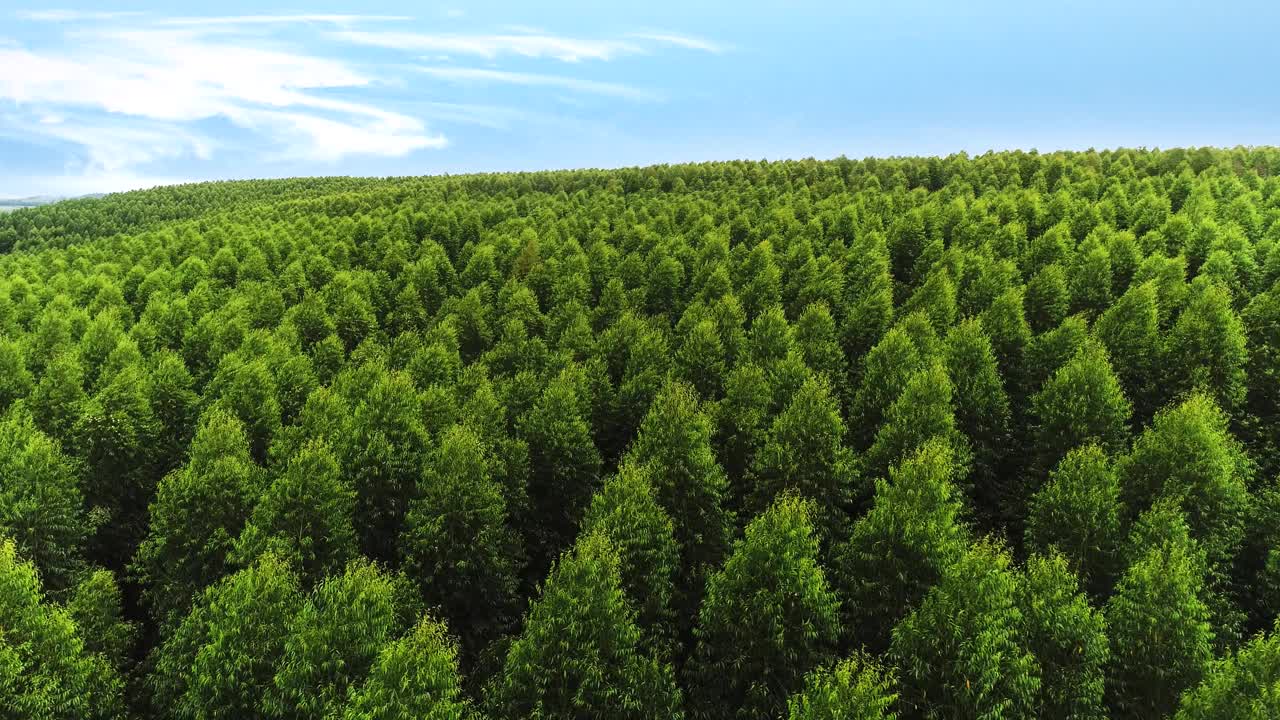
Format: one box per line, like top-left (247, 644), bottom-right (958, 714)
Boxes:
top-left (889, 539), bottom-right (1040, 720)
top-left (1164, 280), bottom-right (1248, 415)
top-left (787, 653), bottom-right (898, 720)
top-left (834, 438), bottom-right (968, 653)
top-left (1024, 263), bottom-right (1070, 333)
top-left (231, 439), bottom-right (357, 587)
top-left (340, 370), bottom-right (430, 563)
top-left (580, 463), bottom-right (680, 658)
top-left (267, 559), bottom-right (413, 720)
top-left (1093, 281), bottom-right (1161, 422)
top-left (0, 413), bottom-right (86, 593)
top-left (624, 380), bottom-right (733, 601)
top-left (943, 318), bottom-right (1012, 528)
top-left (687, 494), bottom-right (841, 720)
top-left (748, 375), bottom-right (859, 538)
top-left (486, 530), bottom-right (682, 720)
top-left (863, 362), bottom-right (969, 497)
top-left (134, 409), bottom-right (262, 626)
top-left (342, 616), bottom-right (474, 720)
top-left (1118, 393), bottom-right (1250, 576)
top-left (399, 424), bottom-right (521, 661)
top-left (518, 367), bottom-right (603, 575)
top-left (1025, 445), bottom-right (1125, 598)
top-left (1017, 552), bottom-right (1109, 719)
top-left (1028, 344), bottom-right (1131, 489)
top-left (1106, 504), bottom-right (1214, 720)
top-left (149, 553), bottom-right (303, 720)
top-left (0, 538), bottom-right (125, 720)
top-left (1174, 620), bottom-right (1280, 720)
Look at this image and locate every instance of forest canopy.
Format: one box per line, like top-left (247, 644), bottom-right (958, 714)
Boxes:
top-left (3, 147), bottom-right (1280, 718)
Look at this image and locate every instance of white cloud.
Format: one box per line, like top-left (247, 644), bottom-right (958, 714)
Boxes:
top-left (16, 9), bottom-right (144, 22)
top-left (334, 30), bottom-right (642, 62)
top-left (0, 23), bottom-right (441, 170)
top-left (156, 15), bottom-right (412, 27)
top-left (3, 11), bottom-right (721, 190)
top-left (627, 32), bottom-right (726, 53)
top-left (415, 66), bottom-right (661, 102)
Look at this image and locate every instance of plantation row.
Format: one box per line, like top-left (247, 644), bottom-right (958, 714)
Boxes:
top-left (2, 147), bottom-right (1280, 718)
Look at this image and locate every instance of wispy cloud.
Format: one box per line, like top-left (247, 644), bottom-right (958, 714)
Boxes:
top-left (334, 30), bottom-right (644, 62)
top-left (0, 23), bottom-right (442, 172)
top-left (156, 15), bottom-right (412, 27)
top-left (415, 66), bottom-right (661, 102)
top-left (17, 9), bottom-right (144, 22)
top-left (3, 10), bottom-right (722, 191)
top-left (627, 31), bottom-right (726, 53)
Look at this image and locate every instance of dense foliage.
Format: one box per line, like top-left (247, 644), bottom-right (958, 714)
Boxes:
top-left (3, 147), bottom-right (1280, 718)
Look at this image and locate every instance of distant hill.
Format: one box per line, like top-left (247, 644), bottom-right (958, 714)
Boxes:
top-left (0, 194), bottom-right (104, 212)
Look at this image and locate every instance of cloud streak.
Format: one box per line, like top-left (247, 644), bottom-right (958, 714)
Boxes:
top-left (334, 30), bottom-right (643, 62)
top-left (17, 9), bottom-right (144, 22)
top-left (0, 23), bottom-right (442, 171)
top-left (415, 66), bottom-right (661, 102)
top-left (2, 9), bottom-right (723, 192)
top-left (627, 31), bottom-right (726, 53)
top-left (156, 15), bottom-right (412, 27)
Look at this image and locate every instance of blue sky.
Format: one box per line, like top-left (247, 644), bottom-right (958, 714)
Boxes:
top-left (2, 1), bottom-right (1279, 197)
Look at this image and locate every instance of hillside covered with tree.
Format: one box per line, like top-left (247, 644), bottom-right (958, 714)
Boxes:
top-left (2, 147), bottom-right (1280, 718)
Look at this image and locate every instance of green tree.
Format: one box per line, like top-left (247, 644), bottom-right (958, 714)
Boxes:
top-left (231, 439), bottom-right (357, 586)
top-left (943, 318), bottom-right (1012, 528)
top-left (0, 538), bottom-right (124, 720)
top-left (841, 231), bottom-right (895, 389)
top-left (687, 494), bottom-right (841, 720)
top-left (400, 424), bottom-right (521, 661)
top-left (850, 325), bottom-right (925, 450)
top-left (1241, 287), bottom-right (1280, 478)
top-left (1164, 280), bottom-right (1248, 415)
top-left (787, 653), bottom-right (898, 720)
top-left (676, 318), bottom-right (726, 399)
top-left (267, 559), bottom-right (413, 720)
top-left (1118, 393), bottom-right (1250, 576)
top-left (748, 375), bottom-right (859, 538)
top-left (1094, 281), bottom-right (1161, 422)
top-left (834, 439), bottom-right (968, 653)
top-left (1025, 445), bottom-right (1124, 598)
top-left (0, 414), bottom-right (86, 593)
top-left (626, 380), bottom-right (733, 597)
top-left (1068, 236), bottom-right (1113, 318)
top-left (1174, 621), bottom-right (1280, 720)
top-left (65, 569), bottom-right (136, 676)
top-left (580, 463), bottom-right (680, 658)
top-left (794, 301), bottom-right (849, 400)
top-left (863, 362), bottom-right (969, 497)
top-left (518, 368), bottom-right (603, 574)
top-left (1028, 344), bottom-right (1131, 487)
top-left (979, 286), bottom-right (1032, 391)
top-left (0, 336), bottom-right (33, 410)
top-left (340, 370), bottom-right (429, 563)
top-left (714, 362), bottom-right (773, 486)
top-left (74, 362), bottom-right (165, 564)
top-left (1106, 504), bottom-right (1214, 720)
top-left (890, 539), bottom-right (1040, 720)
top-left (486, 530), bottom-right (682, 720)
top-left (133, 409), bottom-right (261, 626)
top-left (149, 553), bottom-right (303, 720)
top-left (901, 268), bottom-right (957, 334)
top-left (342, 616), bottom-right (473, 720)
top-left (1025, 263), bottom-right (1070, 333)
top-left (1018, 552), bottom-right (1109, 719)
